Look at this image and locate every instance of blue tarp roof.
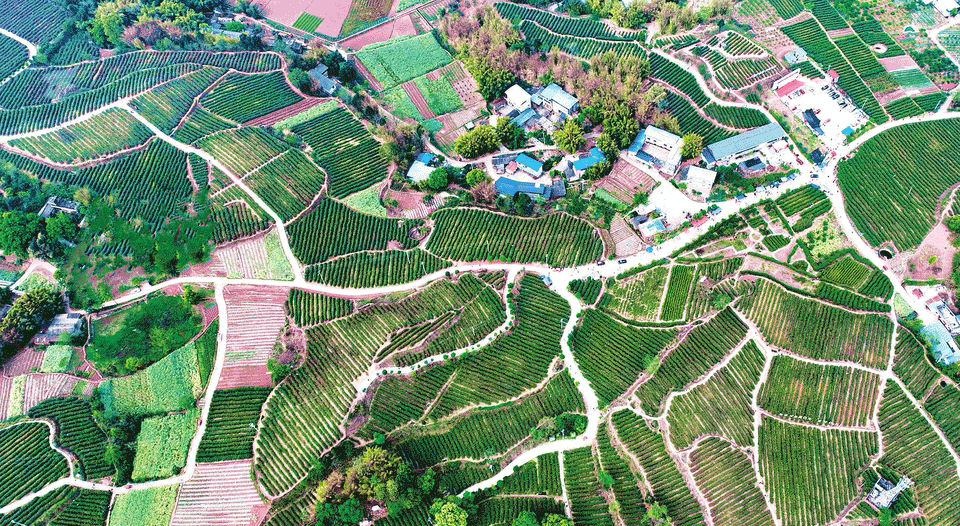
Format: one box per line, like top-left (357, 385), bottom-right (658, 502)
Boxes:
top-left (572, 147), bottom-right (606, 171)
top-left (921, 322), bottom-right (960, 365)
top-left (416, 153), bottom-right (435, 164)
top-left (842, 126), bottom-right (855, 136)
top-left (516, 153), bottom-right (543, 172)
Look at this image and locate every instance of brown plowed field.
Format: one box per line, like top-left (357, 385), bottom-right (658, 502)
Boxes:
top-left (402, 81), bottom-right (435, 119)
top-left (243, 98), bottom-right (326, 127)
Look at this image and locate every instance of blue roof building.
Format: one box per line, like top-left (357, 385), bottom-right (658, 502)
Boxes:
top-left (702, 122), bottom-right (786, 166)
top-left (571, 147), bottom-right (606, 174)
top-left (512, 108), bottom-right (538, 128)
top-left (921, 322), bottom-right (960, 365)
top-left (495, 176), bottom-right (565, 199)
top-left (515, 153), bottom-right (543, 177)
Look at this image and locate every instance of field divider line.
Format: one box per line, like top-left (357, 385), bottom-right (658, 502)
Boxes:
top-left (748, 338), bottom-right (782, 526)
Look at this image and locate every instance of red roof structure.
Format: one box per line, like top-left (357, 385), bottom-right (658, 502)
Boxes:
top-left (828, 69), bottom-right (840, 80)
top-left (776, 79), bottom-right (804, 98)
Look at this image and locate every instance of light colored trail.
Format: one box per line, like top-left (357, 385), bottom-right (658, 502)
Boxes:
top-left (0, 28), bottom-right (37, 59)
top-left (122, 104), bottom-right (304, 283)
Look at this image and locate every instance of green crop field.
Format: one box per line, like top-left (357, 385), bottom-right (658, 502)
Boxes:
top-left (601, 265), bottom-right (669, 320)
top-left (889, 68), bottom-right (936, 91)
top-left (760, 417), bottom-right (876, 525)
top-left (131, 409), bottom-right (200, 482)
top-left (201, 71), bottom-right (301, 123)
top-left (690, 437), bottom-right (775, 525)
top-left (27, 398), bottom-right (113, 480)
top-left (292, 108), bottom-right (389, 198)
top-left (0, 33), bottom-right (28, 82)
top-left (738, 278), bottom-right (891, 367)
top-left (109, 485), bottom-right (178, 526)
top-left (837, 119), bottom-right (960, 249)
top-left (667, 340), bottom-right (765, 449)
top-left (636, 307), bottom-right (748, 415)
top-left (131, 67), bottom-right (226, 134)
top-left (0, 422), bottom-right (69, 507)
top-left (758, 355), bottom-right (881, 427)
top-left (10, 108), bottom-right (154, 164)
top-left (292, 12), bottom-right (323, 32)
top-left (426, 208), bottom-right (603, 267)
top-left (355, 33), bottom-right (452, 91)
top-left (197, 387), bottom-right (273, 462)
top-left (571, 309), bottom-right (676, 406)
top-left (288, 197), bottom-right (422, 265)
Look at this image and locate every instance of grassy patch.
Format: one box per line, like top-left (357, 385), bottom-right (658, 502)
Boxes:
top-left (601, 266), bottom-right (669, 321)
top-left (109, 485), bottom-right (178, 526)
top-left (382, 85), bottom-right (423, 120)
top-left (340, 0), bottom-right (391, 37)
top-left (413, 71), bottom-right (463, 116)
top-left (272, 100), bottom-right (337, 131)
top-left (355, 33), bottom-right (452, 91)
top-left (131, 409), bottom-right (200, 481)
top-left (13, 272), bottom-right (57, 292)
top-left (264, 230), bottom-right (295, 281)
top-left (40, 345), bottom-right (77, 373)
top-left (6, 375), bottom-right (25, 417)
top-left (88, 294), bottom-right (201, 376)
top-left (342, 185), bottom-right (388, 218)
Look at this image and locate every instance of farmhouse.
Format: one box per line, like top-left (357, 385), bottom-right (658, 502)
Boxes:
top-left (37, 196), bottom-right (80, 219)
top-left (627, 126), bottom-right (683, 176)
top-left (540, 83), bottom-right (579, 116)
top-left (494, 176), bottom-right (564, 199)
top-left (512, 108), bottom-right (539, 129)
top-left (515, 154), bottom-right (544, 177)
top-left (866, 477), bottom-right (913, 509)
top-left (702, 122), bottom-right (786, 167)
top-left (34, 312), bottom-right (83, 345)
top-left (920, 322), bottom-right (960, 365)
top-left (406, 153), bottom-right (435, 183)
top-left (680, 166), bottom-right (717, 197)
top-left (307, 64), bottom-right (338, 95)
top-left (506, 84), bottom-right (532, 112)
top-left (571, 147), bottom-right (606, 177)
top-left (924, 0), bottom-right (960, 16)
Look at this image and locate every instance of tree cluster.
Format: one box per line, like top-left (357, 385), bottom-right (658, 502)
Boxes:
top-left (0, 287), bottom-right (63, 361)
top-left (314, 446), bottom-right (437, 524)
top-left (455, 125), bottom-right (499, 159)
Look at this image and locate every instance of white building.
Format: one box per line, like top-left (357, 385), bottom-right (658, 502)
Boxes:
top-left (505, 84), bottom-right (531, 112)
top-left (867, 477), bottom-right (913, 509)
top-left (540, 83), bottom-right (579, 116)
top-left (681, 166), bottom-right (718, 197)
top-left (627, 126), bottom-right (683, 176)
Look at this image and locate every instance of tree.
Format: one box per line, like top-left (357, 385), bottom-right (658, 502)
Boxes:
top-left (947, 215), bottom-right (960, 233)
top-left (426, 168), bottom-right (449, 190)
top-left (603, 104), bottom-right (640, 149)
top-left (86, 0), bottom-right (131, 48)
top-left (471, 181), bottom-right (497, 204)
top-left (496, 119), bottom-right (526, 149)
top-left (596, 133), bottom-right (619, 160)
top-left (466, 169), bottom-right (489, 187)
top-left (0, 211), bottom-right (43, 258)
top-left (433, 502), bottom-right (468, 526)
top-left (512, 511), bottom-right (540, 526)
top-left (454, 126), bottom-right (499, 158)
top-left (542, 514), bottom-right (573, 526)
top-left (337, 499), bottom-right (364, 524)
top-left (553, 120), bottom-right (585, 153)
top-left (289, 68), bottom-right (312, 92)
top-left (513, 192), bottom-right (534, 216)
top-left (682, 133), bottom-right (704, 159)
top-left (45, 213), bottom-right (78, 242)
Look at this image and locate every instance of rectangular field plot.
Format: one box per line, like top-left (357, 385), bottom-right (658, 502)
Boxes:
top-left (690, 437), bottom-right (775, 526)
top-left (759, 417), bottom-right (877, 526)
top-left (601, 265), bottom-right (669, 321)
top-left (889, 68), bottom-right (936, 91)
top-left (879, 383), bottom-right (960, 525)
top-left (757, 355), bottom-right (881, 427)
top-left (292, 12), bottom-right (323, 32)
top-left (110, 485), bottom-right (178, 526)
top-left (563, 447), bottom-right (616, 526)
top-left (354, 33), bottom-right (452, 91)
top-left (737, 278), bottom-right (891, 368)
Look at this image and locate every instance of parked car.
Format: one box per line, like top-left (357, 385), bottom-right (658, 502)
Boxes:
top-left (618, 259), bottom-right (627, 264)
top-left (597, 261), bottom-right (606, 266)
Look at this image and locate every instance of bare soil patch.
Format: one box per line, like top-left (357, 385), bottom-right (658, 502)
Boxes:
top-left (880, 55), bottom-right (920, 72)
top-left (903, 221), bottom-right (956, 282)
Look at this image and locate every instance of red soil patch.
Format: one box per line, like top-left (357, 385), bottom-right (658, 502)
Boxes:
top-left (596, 159), bottom-right (657, 204)
top-left (3, 348), bottom-right (43, 376)
top-left (903, 221), bottom-right (957, 282)
top-left (244, 0), bottom-right (351, 37)
top-left (402, 81), bottom-right (435, 119)
top-left (243, 97), bottom-right (323, 127)
top-left (217, 364), bottom-right (273, 388)
top-left (880, 55), bottom-right (920, 72)
top-left (339, 14), bottom-right (418, 51)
